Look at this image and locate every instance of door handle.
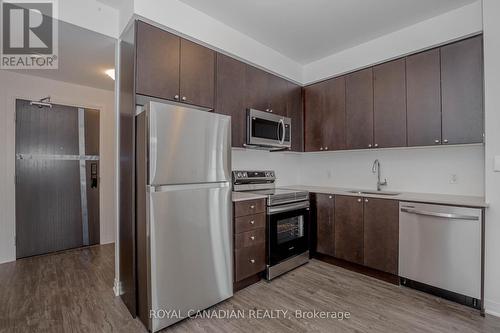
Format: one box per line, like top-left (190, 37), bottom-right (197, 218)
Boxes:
top-left (90, 163), bottom-right (98, 188)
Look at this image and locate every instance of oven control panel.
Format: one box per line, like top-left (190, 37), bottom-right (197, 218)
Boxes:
top-left (232, 170), bottom-right (275, 184)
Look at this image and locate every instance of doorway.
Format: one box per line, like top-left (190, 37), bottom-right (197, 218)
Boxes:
top-left (15, 99), bottom-right (100, 259)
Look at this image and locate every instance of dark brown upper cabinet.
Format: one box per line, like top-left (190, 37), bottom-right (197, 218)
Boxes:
top-left (268, 74), bottom-right (289, 116)
top-left (441, 36), bottom-right (484, 145)
top-left (246, 65), bottom-right (271, 112)
top-left (406, 48), bottom-right (442, 146)
top-left (135, 21), bottom-right (215, 109)
top-left (136, 21), bottom-right (180, 102)
top-left (179, 39), bottom-right (215, 108)
top-left (216, 53), bottom-right (247, 148)
top-left (334, 195), bottom-right (364, 265)
top-left (304, 76), bottom-right (345, 151)
top-left (346, 68), bottom-right (374, 150)
top-left (363, 198), bottom-right (399, 275)
top-left (373, 58), bottom-right (407, 148)
top-left (287, 82), bottom-right (304, 151)
top-left (315, 193), bottom-right (335, 256)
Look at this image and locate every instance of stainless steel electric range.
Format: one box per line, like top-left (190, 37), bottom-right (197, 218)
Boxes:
top-left (233, 170), bottom-right (310, 280)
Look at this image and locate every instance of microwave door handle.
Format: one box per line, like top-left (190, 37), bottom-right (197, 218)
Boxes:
top-left (279, 119), bottom-right (285, 144)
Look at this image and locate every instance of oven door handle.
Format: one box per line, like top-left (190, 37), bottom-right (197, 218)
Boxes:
top-left (268, 201), bottom-right (310, 215)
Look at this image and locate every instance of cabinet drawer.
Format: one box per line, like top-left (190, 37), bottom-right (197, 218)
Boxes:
top-left (235, 244), bottom-right (266, 281)
top-left (235, 213), bottom-right (266, 233)
top-left (234, 199), bottom-right (265, 217)
top-left (235, 228), bottom-right (265, 250)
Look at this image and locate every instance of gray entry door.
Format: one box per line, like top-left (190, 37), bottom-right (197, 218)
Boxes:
top-left (15, 99), bottom-right (100, 259)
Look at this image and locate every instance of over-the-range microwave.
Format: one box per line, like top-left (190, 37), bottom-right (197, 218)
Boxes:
top-left (246, 108), bottom-right (291, 150)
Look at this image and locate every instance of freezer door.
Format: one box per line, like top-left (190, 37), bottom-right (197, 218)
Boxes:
top-left (148, 101), bottom-right (231, 185)
top-left (149, 182), bottom-right (233, 332)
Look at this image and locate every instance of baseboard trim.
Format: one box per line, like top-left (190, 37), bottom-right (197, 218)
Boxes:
top-left (485, 299), bottom-right (500, 318)
top-left (113, 278), bottom-right (123, 296)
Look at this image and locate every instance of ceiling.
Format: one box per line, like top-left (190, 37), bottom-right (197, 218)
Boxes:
top-left (178, 0), bottom-right (477, 64)
top-left (10, 20), bottom-right (116, 91)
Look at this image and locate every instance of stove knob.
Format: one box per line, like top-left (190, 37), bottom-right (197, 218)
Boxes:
top-left (237, 172), bottom-right (242, 178)
top-left (243, 172), bottom-right (247, 178)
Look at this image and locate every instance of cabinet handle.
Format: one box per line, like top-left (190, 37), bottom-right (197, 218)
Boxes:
top-left (357, 198), bottom-right (362, 203)
top-left (443, 139), bottom-right (449, 144)
top-left (250, 205), bottom-right (255, 209)
top-left (249, 259), bottom-right (255, 264)
top-left (365, 199), bottom-right (369, 203)
top-left (249, 220), bottom-right (255, 225)
top-left (368, 144), bottom-right (372, 148)
top-left (374, 143), bottom-right (379, 148)
top-left (174, 95), bottom-right (179, 100)
top-left (328, 195), bottom-right (333, 199)
top-left (250, 236), bottom-right (255, 241)
top-left (435, 139), bottom-right (440, 144)
top-left (181, 96), bottom-right (187, 101)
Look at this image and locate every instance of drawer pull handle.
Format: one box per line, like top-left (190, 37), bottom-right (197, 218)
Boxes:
top-left (250, 236), bottom-right (255, 240)
top-left (249, 259), bottom-right (255, 264)
top-left (249, 220), bottom-right (255, 225)
top-left (250, 205), bottom-right (255, 209)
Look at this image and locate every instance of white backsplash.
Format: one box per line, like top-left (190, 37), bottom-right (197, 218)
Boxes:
top-left (232, 145), bottom-right (485, 196)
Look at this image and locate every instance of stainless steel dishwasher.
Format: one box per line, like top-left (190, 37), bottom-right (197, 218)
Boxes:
top-left (399, 202), bottom-right (482, 309)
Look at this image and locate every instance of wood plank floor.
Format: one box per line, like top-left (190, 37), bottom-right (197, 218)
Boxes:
top-left (1, 244), bottom-right (499, 333)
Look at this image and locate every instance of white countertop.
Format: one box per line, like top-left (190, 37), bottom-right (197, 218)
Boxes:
top-left (232, 191), bottom-right (267, 202)
top-left (283, 185), bottom-right (487, 208)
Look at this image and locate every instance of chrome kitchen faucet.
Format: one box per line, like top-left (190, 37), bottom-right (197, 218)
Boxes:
top-left (372, 159), bottom-right (388, 191)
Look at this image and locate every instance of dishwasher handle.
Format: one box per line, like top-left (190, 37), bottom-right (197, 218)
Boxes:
top-left (400, 207), bottom-right (480, 221)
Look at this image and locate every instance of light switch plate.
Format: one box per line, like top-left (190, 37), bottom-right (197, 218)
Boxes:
top-left (495, 156), bottom-right (500, 172)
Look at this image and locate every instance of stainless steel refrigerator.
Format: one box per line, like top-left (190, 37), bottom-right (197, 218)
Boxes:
top-left (136, 101), bottom-right (233, 332)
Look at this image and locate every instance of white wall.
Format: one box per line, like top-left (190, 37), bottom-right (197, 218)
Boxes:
top-left (303, 1), bottom-right (482, 84)
top-left (0, 71), bottom-right (116, 264)
top-left (132, 0), bottom-right (303, 83)
top-left (298, 145), bottom-right (484, 196)
top-left (59, 0), bottom-right (119, 38)
top-left (482, 0), bottom-right (500, 317)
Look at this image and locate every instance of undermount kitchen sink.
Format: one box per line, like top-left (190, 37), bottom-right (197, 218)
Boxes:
top-left (348, 190), bottom-right (401, 196)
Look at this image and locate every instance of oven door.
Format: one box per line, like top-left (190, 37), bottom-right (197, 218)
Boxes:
top-left (247, 109), bottom-right (291, 148)
top-left (268, 202), bottom-right (310, 266)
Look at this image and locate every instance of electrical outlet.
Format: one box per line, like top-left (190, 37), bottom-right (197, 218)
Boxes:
top-left (450, 174), bottom-right (458, 184)
top-left (327, 170), bottom-right (332, 179)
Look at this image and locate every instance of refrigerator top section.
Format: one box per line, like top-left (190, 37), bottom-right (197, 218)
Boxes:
top-left (147, 101), bottom-right (231, 186)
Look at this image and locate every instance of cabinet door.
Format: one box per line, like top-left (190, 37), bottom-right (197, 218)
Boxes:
top-left (334, 195), bottom-right (364, 264)
top-left (269, 74), bottom-right (288, 116)
top-left (304, 77), bottom-right (345, 151)
top-left (304, 81), bottom-right (326, 152)
top-left (441, 36), bottom-right (484, 144)
top-left (216, 54), bottom-right (247, 148)
top-left (287, 82), bottom-right (304, 152)
top-left (346, 68), bottom-right (373, 150)
top-left (246, 65), bottom-right (270, 112)
top-left (324, 76), bottom-right (346, 151)
top-left (180, 39), bottom-right (215, 108)
top-left (406, 49), bottom-right (442, 146)
top-left (363, 198), bottom-right (399, 274)
top-left (136, 21), bottom-right (180, 101)
top-left (373, 58), bottom-right (407, 148)
top-left (315, 193), bottom-right (335, 256)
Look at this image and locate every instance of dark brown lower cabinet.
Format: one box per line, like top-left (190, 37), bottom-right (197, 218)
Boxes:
top-left (334, 195), bottom-right (364, 265)
top-left (314, 193), bottom-right (335, 256)
top-left (363, 198), bottom-right (399, 274)
top-left (233, 199), bottom-right (266, 290)
top-left (314, 193), bottom-right (400, 276)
